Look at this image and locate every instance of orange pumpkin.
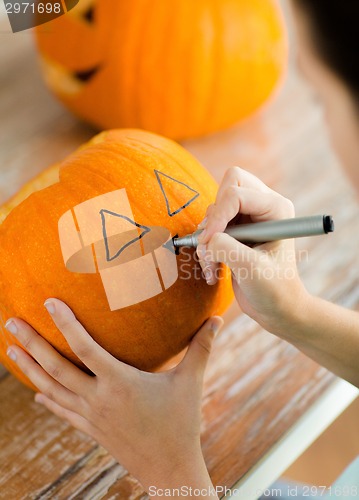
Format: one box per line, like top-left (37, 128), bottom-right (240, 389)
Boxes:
top-left (0, 129), bottom-right (233, 390)
top-left (36, 0), bottom-right (287, 140)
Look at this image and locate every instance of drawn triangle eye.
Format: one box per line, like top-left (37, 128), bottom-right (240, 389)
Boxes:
top-left (154, 170), bottom-right (199, 217)
top-left (100, 210), bottom-right (151, 262)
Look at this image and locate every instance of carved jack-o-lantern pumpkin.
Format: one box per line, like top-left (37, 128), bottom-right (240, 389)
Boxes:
top-left (0, 129), bottom-right (233, 390)
top-left (36, 0), bottom-right (287, 140)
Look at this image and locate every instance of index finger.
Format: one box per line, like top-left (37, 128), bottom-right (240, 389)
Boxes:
top-left (5, 317), bottom-right (92, 395)
top-left (198, 186), bottom-right (294, 245)
top-left (216, 166), bottom-right (271, 206)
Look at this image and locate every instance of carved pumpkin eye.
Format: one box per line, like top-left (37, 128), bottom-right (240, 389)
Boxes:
top-left (82, 5), bottom-right (94, 24)
top-left (68, 0), bottom-right (95, 23)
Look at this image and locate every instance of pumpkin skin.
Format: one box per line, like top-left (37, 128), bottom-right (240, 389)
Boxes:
top-left (0, 129), bottom-right (233, 390)
top-left (35, 0), bottom-right (287, 140)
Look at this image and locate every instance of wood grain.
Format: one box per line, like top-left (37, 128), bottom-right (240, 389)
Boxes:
top-left (0, 14), bottom-right (358, 500)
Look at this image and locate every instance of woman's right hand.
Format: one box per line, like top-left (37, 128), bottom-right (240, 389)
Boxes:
top-left (196, 167), bottom-right (309, 334)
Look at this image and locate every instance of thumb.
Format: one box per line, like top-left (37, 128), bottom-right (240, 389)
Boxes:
top-left (179, 316), bottom-right (224, 378)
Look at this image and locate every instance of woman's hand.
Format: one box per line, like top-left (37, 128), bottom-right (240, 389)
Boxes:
top-left (5, 299), bottom-right (223, 496)
top-left (197, 167), bottom-right (309, 334)
top-left (196, 166), bottom-right (359, 388)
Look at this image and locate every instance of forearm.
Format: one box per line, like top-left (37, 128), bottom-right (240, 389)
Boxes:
top-left (273, 293), bottom-right (359, 387)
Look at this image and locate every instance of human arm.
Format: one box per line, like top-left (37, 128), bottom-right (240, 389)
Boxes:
top-left (5, 299), bottom-right (222, 498)
top-left (197, 166), bottom-right (359, 387)
top-left (276, 293), bottom-right (359, 388)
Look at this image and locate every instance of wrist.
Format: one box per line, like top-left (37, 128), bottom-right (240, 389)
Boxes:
top-left (133, 446), bottom-right (216, 498)
top-left (265, 284), bottom-right (314, 343)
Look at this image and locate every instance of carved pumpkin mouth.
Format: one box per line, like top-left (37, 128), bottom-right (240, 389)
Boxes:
top-left (40, 57), bottom-right (100, 96)
top-left (73, 66), bottom-right (100, 82)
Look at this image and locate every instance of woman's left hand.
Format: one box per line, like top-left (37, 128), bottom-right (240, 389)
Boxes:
top-left (5, 298), bottom-right (223, 495)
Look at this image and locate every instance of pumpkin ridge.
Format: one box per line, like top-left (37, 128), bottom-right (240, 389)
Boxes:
top-left (60, 160), bottom-right (121, 193)
top-left (0, 200), bottom-right (49, 320)
top-left (131, 0), bottom-right (154, 128)
top-left (156, 0), bottom-right (189, 137)
top-left (136, 0), bottom-right (168, 133)
top-left (122, 134), bottom-right (215, 200)
top-left (110, 137), bottom-right (208, 229)
top-left (203, 0), bottom-right (223, 131)
top-left (105, 136), bottom-right (203, 221)
top-left (186, 1), bottom-right (212, 135)
top-left (61, 143), bottom-right (173, 231)
top-left (0, 165), bottom-right (60, 224)
top-left (104, 145), bottom-right (189, 226)
top-left (117, 132), bottom-right (203, 189)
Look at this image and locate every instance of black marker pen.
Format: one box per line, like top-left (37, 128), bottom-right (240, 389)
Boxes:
top-left (173, 215), bottom-right (334, 248)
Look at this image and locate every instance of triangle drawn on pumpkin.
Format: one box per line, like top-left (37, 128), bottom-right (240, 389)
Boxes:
top-left (100, 210), bottom-right (151, 262)
top-left (154, 170), bottom-right (200, 217)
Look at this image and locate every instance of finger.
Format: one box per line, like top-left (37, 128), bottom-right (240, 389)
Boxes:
top-left (198, 203), bottom-right (215, 229)
top-left (5, 318), bottom-right (93, 394)
top-left (205, 203), bottom-right (216, 218)
top-left (7, 345), bottom-right (82, 412)
top-left (199, 186), bottom-right (294, 245)
top-left (35, 393), bottom-right (97, 438)
top-left (199, 167), bottom-right (269, 231)
top-left (196, 244), bottom-right (219, 285)
top-left (206, 232), bottom-right (264, 273)
top-left (44, 298), bottom-right (122, 377)
top-left (199, 232), bottom-right (259, 285)
top-left (216, 166), bottom-right (271, 205)
top-left (178, 317), bottom-right (223, 378)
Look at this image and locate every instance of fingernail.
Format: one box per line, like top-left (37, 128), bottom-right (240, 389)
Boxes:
top-left (44, 300), bottom-right (55, 315)
top-left (197, 217), bottom-right (208, 229)
top-left (210, 319), bottom-right (222, 335)
top-left (7, 348), bottom-right (17, 362)
top-left (5, 319), bottom-right (17, 335)
top-left (35, 394), bottom-right (44, 404)
top-left (203, 267), bottom-right (213, 284)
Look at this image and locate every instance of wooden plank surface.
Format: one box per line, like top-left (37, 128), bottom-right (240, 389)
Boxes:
top-left (1, 13), bottom-right (359, 500)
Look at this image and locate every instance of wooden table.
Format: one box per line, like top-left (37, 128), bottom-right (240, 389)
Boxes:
top-left (0, 11), bottom-right (358, 500)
